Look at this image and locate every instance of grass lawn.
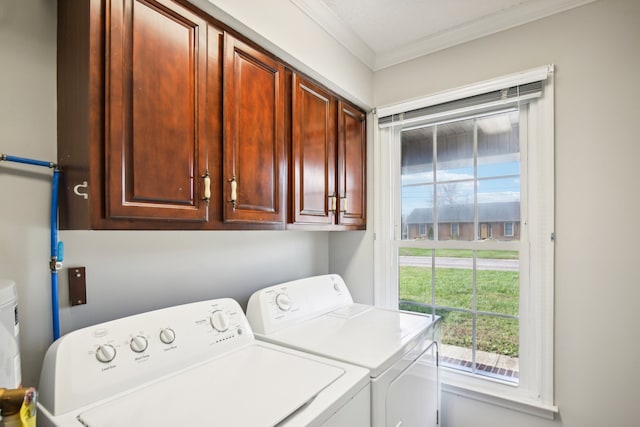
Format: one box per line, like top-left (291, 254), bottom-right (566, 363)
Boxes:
top-left (400, 265), bottom-right (519, 357)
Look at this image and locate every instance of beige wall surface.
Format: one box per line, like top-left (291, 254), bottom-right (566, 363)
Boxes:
top-left (372, 0), bottom-right (640, 426)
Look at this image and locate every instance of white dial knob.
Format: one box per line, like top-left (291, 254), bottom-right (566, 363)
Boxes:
top-left (129, 335), bottom-right (148, 353)
top-left (210, 310), bottom-right (230, 332)
top-left (95, 344), bottom-right (116, 363)
top-left (159, 328), bottom-right (176, 344)
top-left (275, 293), bottom-right (291, 311)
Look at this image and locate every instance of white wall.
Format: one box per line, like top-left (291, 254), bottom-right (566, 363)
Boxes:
top-left (372, 0), bottom-right (640, 426)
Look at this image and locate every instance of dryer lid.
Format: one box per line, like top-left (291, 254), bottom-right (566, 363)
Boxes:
top-left (77, 344), bottom-right (344, 427)
top-left (261, 305), bottom-right (435, 377)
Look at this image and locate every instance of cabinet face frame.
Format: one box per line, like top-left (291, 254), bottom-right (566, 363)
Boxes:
top-left (222, 33), bottom-right (287, 224)
top-left (337, 101), bottom-right (367, 228)
top-left (291, 74), bottom-right (337, 225)
top-left (105, 0), bottom-right (210, 222)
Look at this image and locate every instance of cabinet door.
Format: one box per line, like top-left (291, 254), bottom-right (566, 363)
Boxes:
top-left (291, 74), bottom-right (337, 225)
top-left (106, 0), bottom-right (210, 221)
top-left (337, 101), bottom-right (367, 227)
top-left (223, 34), bottom-right (286, 224)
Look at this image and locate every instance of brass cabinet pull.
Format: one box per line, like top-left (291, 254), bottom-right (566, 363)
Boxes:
top-left (202, 171), bottom-right (211, 205)
top-left (228, 176), bottom-right (237, 210)
top-left (340, 197), bottom-right (347, 213)
top-left (329, 195), bottom-right (337, 212)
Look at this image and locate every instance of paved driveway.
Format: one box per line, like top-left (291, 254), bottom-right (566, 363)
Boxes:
top-left (399, 256), bottom-right (518, 271)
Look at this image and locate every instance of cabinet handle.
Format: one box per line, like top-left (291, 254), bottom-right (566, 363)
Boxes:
top-left (329, 195), bottom-right (337, 212)
top-left (228, 176), bottom-right (237, 210)
top-left (202, 171), bottom-right (211, 205)
top-left (340, 197), bottom-right (347, 213)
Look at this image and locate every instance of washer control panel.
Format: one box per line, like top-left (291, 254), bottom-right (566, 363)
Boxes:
top-left (246, 274), bottom-right (353, 335)
top-left (39, 298), bottom-right (253, 416)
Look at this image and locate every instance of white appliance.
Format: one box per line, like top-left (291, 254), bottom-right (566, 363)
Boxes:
top-left (246, 274), bottom-right (441, 427)
top-left (37, 297), bottom-right (371, 427)
top-left (0, 279), bottom-right (21, 389)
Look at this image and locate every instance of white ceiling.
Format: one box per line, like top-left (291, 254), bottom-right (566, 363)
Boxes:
top-left (291, 0), bottom-right (596, 70)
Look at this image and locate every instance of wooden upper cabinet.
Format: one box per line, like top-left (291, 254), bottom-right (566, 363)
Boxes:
top-left (57, 0), bottom-right (362, 231)
top-left (106, 0), bottom-right (211, 222)
top-left (290, 74), bottom-right (366, 229)
top-left (223, 34), bottom-right (286, 224)
top-left (337, 101), bottom-right (367, 227)
top-left (291, 74), bottom-right (337, 225)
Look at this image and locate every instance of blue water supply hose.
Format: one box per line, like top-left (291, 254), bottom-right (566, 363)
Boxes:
top-left (1, 153), bottom-right (62, 340)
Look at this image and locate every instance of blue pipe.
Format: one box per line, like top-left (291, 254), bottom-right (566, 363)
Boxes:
top-left (1, 153), bottom-right (62, 340)
top-left (1, 154), bottom-right (55, 169)
top-left (51, 169), bottom-right (61, 340)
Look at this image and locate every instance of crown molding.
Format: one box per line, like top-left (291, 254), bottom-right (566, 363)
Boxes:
top-left (290, 0), bottom-right (376, 69)
top-left (291, 0), bottom-right (597, 71)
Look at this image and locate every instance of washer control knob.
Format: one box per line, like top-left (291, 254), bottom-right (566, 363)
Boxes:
top-left (159, 328), bottom-right (176, 344)
top-left (95, 344), bottom-right (116, 363)
top-left (129, 335), bottom-right (148, 353)
top-left (275, 293), bottom-right (291, 311)
top-left (210, 310), bottom-right (230, 332)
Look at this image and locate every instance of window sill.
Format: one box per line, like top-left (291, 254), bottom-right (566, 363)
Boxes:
top-left (441, 370), bottom-right (558, 420)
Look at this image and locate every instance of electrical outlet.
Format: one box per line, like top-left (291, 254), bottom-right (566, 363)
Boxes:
top-left (69, 267), bottom-right (87, 306)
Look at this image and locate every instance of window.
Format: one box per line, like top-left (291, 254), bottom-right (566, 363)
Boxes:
top-left (504, 222), bottom-right (515, 237)
top-left (374, 66), bottom-right (556, 416)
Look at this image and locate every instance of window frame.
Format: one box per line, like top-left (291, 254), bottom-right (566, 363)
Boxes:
top-left (373, 66), bottom-right (557, 418)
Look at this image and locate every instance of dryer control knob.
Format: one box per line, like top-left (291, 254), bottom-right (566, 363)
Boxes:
top-left (210, 310), bottom-right (230, 332)
top-left (130, 335), bottom-right (148, 353)
top-left (159, 328), bottom-right (176, 344)
top-left (275, 293), bottom-right (291, 311)
top-left (95, 344), bottom-right (116, 363)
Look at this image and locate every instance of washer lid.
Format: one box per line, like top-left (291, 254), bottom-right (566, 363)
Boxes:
top-left (77, 344), bottom-right (344, 427)
top-left (260, 304), bottom-right (435, 377)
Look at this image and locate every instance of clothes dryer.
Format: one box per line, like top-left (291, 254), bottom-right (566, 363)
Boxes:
top-left (246, 274), bottom-right (441, 427)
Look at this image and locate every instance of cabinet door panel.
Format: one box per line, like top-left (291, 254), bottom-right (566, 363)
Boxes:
top-left (292, 75), bottom-right (336, 225)
top-left (106, 0), bottom-right (208, 221)
top-left (223, 34), bottom-right (285, 223)
top-left (337, 101), bottom-right (366, 227)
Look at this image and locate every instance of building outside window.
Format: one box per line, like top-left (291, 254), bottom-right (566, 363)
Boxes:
top-left (374, 66), bottom-right (556, 415)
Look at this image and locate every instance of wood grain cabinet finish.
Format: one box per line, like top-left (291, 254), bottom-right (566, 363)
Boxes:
top-left (106, 0), bottom-right (211, 222)
top-left (57, 0), bottom-right (223, 229)
top-left (291, 74), bottom-right (366, 229)
top-left (337, 101), bottom-right (367, 228)
top-left (57, 0), bottom-right (362, 230)
top-left (222, 34), bottom-right (286, 224)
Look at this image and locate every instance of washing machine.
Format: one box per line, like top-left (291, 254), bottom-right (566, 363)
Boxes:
top-left (246, 274), bottom-right (441, 427)
top-left (37, 297), bottom-right (370, 427)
